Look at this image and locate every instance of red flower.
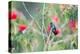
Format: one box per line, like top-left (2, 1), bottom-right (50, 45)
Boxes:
top-left (18, 24), bottom-right (28, 32)
top-left (68, 19), bottom-right (77, 32)
top-left (9, 11), bottom-right (17, 20)
top-left (52, 16), bottom-right (59, 23)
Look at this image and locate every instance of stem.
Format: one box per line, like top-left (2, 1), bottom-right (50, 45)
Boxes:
top-left (44, 28), bottom-right (52, 50)
top-left (22, 2), bottom-right (42, 30)
top-left (53, 33), bottom-right (77, 45)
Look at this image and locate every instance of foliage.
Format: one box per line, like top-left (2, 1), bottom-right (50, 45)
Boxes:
top-left (9, 2), bottom-right (78, 53)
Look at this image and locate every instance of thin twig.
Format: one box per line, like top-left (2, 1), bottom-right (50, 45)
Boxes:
top-left (44, 28), bottom-right (52, 50)
top-left (53, 33), bottom-right (77, 45)
top-left (22, 2), bottom-right (42, 30)
top-left (42, 2), bottom-right (45, 39)
top-left (31, 27), bottom-right (46, 37)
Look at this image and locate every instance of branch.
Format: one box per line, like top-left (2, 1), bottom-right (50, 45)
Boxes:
top-left (22, 2), bottom-right (42, 30)
top-left (52, 33), bottom-right (77, 45)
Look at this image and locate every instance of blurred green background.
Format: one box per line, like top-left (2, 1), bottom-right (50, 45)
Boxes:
top-left (9, 1), bottom-right (78, 53)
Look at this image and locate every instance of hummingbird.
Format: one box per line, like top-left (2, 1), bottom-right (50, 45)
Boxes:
top-left (48, 22), bottom-right (60, 35)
